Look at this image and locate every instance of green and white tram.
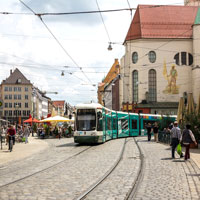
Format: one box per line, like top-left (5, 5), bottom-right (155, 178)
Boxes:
top-left (74, 103), bottom-right (176, 144)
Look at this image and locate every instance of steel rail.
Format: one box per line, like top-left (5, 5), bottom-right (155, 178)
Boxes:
top-left (0, 146), bottom-right (92, 189)
top-left (125, 138), bottom-right (145, 200)
top-left (76, 138), bottom-right (127, 200)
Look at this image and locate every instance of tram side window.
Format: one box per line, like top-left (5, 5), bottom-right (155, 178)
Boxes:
top-left (97, 112), bottom-right (103, 131)
top-left (121, 119), bottom-right (128, 130)
top-left (131, 119), bottom-right (137, 129)
top-left (112, 118), bottom-right (117, 130)
top-left (97, 118), bottom-right (102, 131)
top-left (107, 117), bottom-right (111, 130)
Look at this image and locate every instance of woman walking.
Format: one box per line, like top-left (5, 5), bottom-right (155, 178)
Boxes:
top-left (23, 125), bottom-right (30, 144)
top-left (181, 124), bottom-right (197, 160)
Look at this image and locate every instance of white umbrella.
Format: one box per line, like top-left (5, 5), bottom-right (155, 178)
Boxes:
top-left (40, 115), bottom-right (73, 123)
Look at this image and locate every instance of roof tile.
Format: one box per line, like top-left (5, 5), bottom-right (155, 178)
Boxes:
top-left (125, 5), bottom-right (199, 41)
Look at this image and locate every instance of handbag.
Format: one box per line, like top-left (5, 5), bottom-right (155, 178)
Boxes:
top-left (22, 137), bottom-right (26, 142)
top-left (177, 143), bottom-right (182, 155)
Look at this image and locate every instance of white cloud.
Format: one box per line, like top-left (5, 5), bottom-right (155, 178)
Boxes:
top-left (0, 0), bottom-right (184, 105)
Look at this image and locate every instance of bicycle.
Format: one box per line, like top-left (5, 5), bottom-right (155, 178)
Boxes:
top-left (8, 135), bottom-right (15, 152)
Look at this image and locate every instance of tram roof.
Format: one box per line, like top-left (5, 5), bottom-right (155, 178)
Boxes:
top-left (75, 103), bottom-right (103, 109)
top-left (140, 113), bottom-right (177, 118)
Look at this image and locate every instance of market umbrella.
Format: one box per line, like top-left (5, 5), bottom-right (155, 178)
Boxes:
top-left (196, 94), bottom-right (200, 114)
top-left (177, 97), bottom-right (184, 123)
top-left (186, 93), bottom-right (195, 114)
top-left (24, 118), bottom-right (40, 123)
top-left (40, 115), bottom-right (73, 123)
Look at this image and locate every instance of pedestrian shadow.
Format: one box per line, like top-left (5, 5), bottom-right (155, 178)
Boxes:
top-left (161, 157), bottom-right (174, 160)
top-left (172, 160), bottom-right (185, 162)
top-left (137, 140), bottom-right (152, 143)
top-left (56, 143), bottom-right (77, 147)
top-left (1, 150), bottom-right (10, 153)
top-left (187, 174), bottom-right (200, 176)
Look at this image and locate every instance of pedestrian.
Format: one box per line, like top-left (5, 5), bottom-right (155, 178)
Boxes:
top-left (41, 128), bottom-right (45, 139)
top-left (170, 121), bottom-right (181, 159)
top-left (58, 127), bottom-right (62, 139)
top-left (146, 122), bottom-right (152, 141)
top-left (181, 124), bottom-right (197, 160)
top-left (7, 125), bottom-right (16, 150)
top-left (23, 125), bottom-right (30, 144)
top-left (153, 122), bottom-right (159, 142)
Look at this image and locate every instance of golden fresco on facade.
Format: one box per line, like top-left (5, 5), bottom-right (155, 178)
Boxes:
top-left (163, 60), bottom-right (179, 94)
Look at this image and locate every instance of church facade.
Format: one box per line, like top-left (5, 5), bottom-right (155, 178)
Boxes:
top-left (119, 0), bottom-right (200, 114)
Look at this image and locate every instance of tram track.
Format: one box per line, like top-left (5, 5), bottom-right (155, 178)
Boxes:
top-left (0, 140), bottom-right (78, 176)
top-left (125, 138), bottom-right (145, 200)
top-left (75, 137), bottom-right (144, 200)
top-left (76, 138), bottom-right (127, 200)
top-left (0, 145), bottom-right (92, 189)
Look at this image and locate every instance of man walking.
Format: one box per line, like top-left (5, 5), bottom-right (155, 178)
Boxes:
top-left (153, 122), bottom-right (159, 142)
top-left (170, 121), bottom-right (181, 159)
top-left (146, 123), bottom-right (152, 141)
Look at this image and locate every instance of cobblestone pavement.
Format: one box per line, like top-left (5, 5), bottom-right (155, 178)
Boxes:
top-left (134, 137), bottom-right (200, 200)
top-left (0, 138), bottom-right (125, 200)
top-left (0, 138), bottom-right (89, 187)
top-left (84, 137), bottom-right (141, 200)
top-left (0, 136), bottom-right (49, 165)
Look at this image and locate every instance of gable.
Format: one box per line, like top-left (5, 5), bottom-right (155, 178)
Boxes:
top-left (125, 5), bottom-right (198, 41)
top-left (2, 68), bottom-right (31, 85)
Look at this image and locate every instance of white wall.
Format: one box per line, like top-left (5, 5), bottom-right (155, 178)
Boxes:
top-left (120, 38), bottom-right (193, 104)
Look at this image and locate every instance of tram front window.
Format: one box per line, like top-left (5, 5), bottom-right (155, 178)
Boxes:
top-left (76, 109), bottom-right (96, 131)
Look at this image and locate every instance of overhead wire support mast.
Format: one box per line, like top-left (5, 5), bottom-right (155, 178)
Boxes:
top-left (18, 0), bottom-right (94, 86)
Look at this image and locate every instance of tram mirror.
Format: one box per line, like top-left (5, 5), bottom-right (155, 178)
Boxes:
top-left (97, 112), bottom-right (102, 119)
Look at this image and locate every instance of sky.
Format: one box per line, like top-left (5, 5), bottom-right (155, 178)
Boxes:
top-left (0, 0), bottom-right (184, 106)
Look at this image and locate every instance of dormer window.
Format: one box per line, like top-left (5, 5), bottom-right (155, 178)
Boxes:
top-left (17, 78), bottom-right (21, 83)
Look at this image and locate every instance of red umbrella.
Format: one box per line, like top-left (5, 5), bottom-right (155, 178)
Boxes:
top-left (23, 118), bottom-right (40, 123)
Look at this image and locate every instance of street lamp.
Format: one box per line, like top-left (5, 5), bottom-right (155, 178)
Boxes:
top-left (15, 104), bottom-right (19, 131)
top-left (107, 42), bottom-right (113, 51)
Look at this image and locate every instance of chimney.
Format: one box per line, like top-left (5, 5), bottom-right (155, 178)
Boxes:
top-left (10, 69), bottom-right (12, 75)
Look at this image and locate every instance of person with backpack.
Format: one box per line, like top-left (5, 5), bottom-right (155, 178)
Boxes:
top-left (181, 124), bottom-right (197, 160)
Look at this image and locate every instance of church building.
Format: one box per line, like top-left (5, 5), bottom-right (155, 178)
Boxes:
top-left (119, 0), bottom-right (200, 114)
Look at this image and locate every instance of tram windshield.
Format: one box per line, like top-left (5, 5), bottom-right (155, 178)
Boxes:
top-left (76, 109), bottom-right (96, 131)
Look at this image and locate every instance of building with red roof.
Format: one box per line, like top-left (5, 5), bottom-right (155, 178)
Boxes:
top-left (119, 1), bottom-right (200, 114)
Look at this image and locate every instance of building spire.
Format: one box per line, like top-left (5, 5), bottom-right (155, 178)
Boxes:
top-left (185, 0), bottom-right (200, 6)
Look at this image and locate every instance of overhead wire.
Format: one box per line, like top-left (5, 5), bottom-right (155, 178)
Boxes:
top-left (95, 0), bottom-right (112, 43)
top-left (0, 3), bottom-right (185, 16)
top-left (19, 0), bottom-right (94, 86)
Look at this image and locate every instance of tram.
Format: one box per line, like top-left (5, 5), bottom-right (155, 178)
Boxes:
top-left (74, 103), bottom-right (176, 144)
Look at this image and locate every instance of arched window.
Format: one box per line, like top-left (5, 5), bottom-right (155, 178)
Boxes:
top-left (148, 69), bottom-right (156, 102)
top-left (132, 70), bottom-right (138, 103)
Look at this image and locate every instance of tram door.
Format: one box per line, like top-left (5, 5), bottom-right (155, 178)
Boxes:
top-left (105, 110), bottom-right (112, 141)
top-left (111, 111), bottom-right (118, 139)
top-left (117, 113), bottom-right (129, 138)
top-left (129, 114), bottom-right (139, 136)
